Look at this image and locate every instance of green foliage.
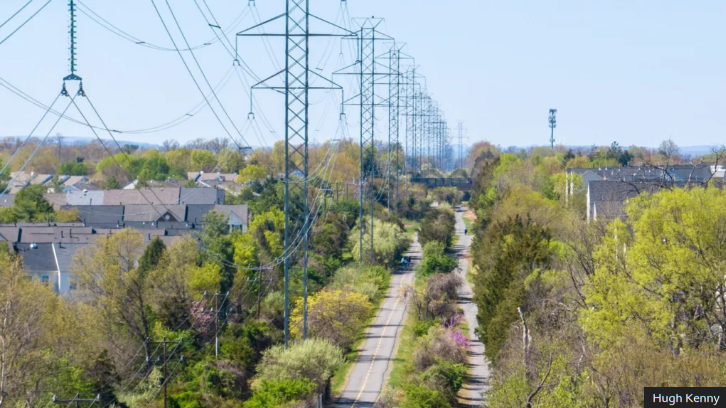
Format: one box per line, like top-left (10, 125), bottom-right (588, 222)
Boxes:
top-left (412, 319), bottom-right (438, 337)
top-left (0, 184), bottom-right (55, 222)
top-left (418, 207), bottom-right (456, 248)
top-left (256, 338), bottom-right (344, 390)
top-left (398, 384), bottom-right (449, 408)
top-left (349, 217), bottom-right (411, 267)
top-left (104, 175), bottom-right (121, 189)
top-left (417, 241), bottom-right (457, 276)
top-left (473, 215), bottom-right (551, 361)
top-left (138, 236), bottom-right (166, 276)
top-left (235, 164), bottom-right (267, 183)
top-left (59, 161), bottom-right (88, 176)
top-left (430, 187), bottom-right (462, 206)
top-left (244, 379), bottom-right (316, 408)
top-left (330, 265), bottom-right (388, 302)
top-left (421, 361), bottom-right (467, 393)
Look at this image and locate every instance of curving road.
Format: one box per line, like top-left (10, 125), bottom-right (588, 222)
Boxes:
top-left (331, 235), bottom-right (420, 408)
top-left (454, 207), bottom-right (490, 407)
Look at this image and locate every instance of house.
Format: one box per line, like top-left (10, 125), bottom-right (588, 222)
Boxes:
top-left (62, 205), bottom-right (125, 228)
top-left (6, 223), bottom-right (194, 296)
top-left (103, 188), bottom-right (180, 205)
top-left (122, 179), bottom-right (188, 190)
top-left (123, 204), bottom-right (187, 224)
top-left (8, 172), bottom-right (54, 193)
top-left (60, 176), bottom-right (90, 192)
top-left (180, 187), bottom-right (225, 205)
top-left (567, 164), bottom-right (720, 204)
top-left (213, 204), bottom-right (249, 231)
top-left (188, 172), bottom-right (239, 183)
top-left (67, 190), bottom-right (104, 206)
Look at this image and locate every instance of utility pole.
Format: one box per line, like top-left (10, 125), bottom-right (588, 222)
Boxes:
top-left (203, 291), bottom-right (229, 358)
top-left (148, 337), bottom-right (183, 408)
top-left (238, 1), bottom-right (350, 347)
top-left (57, 134), bottom-right (63, 162)
top-left (549, 108), bottom-right (557, 149)
top-left (457, 121), bottom-right (466, 170)
top-left (52, 394), bottom-right (100, 408)
top-left (249, 268), bottom-right (273, 320)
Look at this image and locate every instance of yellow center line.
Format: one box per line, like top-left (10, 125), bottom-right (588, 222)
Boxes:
top-left (350, 245), bottom-right (418, 407)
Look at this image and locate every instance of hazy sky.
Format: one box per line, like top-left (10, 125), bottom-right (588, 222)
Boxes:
top-left (1, 0), bottom-right (725, 148)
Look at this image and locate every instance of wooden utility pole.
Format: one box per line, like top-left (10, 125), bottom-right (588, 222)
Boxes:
top-left (203, 291), bottom-right (229, 358)
top-left (148, 337), bottom-right (183, 408)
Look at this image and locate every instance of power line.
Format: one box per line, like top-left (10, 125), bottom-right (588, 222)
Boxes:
top-left (0, 0), bottom-right (51, 46)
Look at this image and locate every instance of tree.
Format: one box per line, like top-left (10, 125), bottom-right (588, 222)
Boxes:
top-left (59, 161), bottom-right (88, 176)
top-left (418, 207), bottom-right (456, 248)
top-left (138, 236), bottom-right (166, 276)
top-left (190, 149), bottom-right (216, 172)
top-left (291, 289), bottom-right (374, 349)
top-left (235, 164), bottom-right (267, 184)
top-left (472, 215), bottom-right (551, 361)
top-left (104, 175), bottom-right (121, 190)
top-left (0, 250), bottom-right (64, 408)
top-left (256, 338), bottom-right (344, 391)
top-left (73, 229), bottom-right (156, 362)
top-left (349, 217), bottom-right (411, 267)
top-left (245, 379), bottom-right (317, 408)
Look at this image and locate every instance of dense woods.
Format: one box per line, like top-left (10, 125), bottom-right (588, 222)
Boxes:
top-left (468, 141), bottom-right (726, 407)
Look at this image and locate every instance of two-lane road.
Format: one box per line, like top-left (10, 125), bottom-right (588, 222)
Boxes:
top-left (332, 235), bottom-right (420, 408)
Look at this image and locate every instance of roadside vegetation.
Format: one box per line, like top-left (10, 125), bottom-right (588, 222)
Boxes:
top-left (467, 140), bottom-right (726, 407)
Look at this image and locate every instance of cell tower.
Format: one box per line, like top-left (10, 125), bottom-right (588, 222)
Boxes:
top-left (549, 108), bottom-right (557, 149)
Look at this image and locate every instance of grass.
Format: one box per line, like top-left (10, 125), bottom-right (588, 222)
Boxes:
top-left (330, 268), bottom-right (393, 396)
top-left (387, 309), bottom-right (418, 388)
top-left (403, 219), bottom-right (420, 238)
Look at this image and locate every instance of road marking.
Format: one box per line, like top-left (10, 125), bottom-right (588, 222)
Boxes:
top-left (350, 243), bottom-right (418, 407)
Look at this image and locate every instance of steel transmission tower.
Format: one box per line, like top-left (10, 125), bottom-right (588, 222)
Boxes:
top-left (549, 108), bottom-right (557, 149)
top-left (237, 1), bottom-right (350, 347)
top-left (387, 46), bottom-right (401, 212)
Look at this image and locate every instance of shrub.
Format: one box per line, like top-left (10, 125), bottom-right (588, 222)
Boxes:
top-left (399, 384), bottom-right (449, 408)
top-left (291, 289), bottom-right (373, 349)
top-left (256, 338), bottom-right (344, 390)
top-left (418, 207), bottom-right (456, 248)
top-left (417, 242), bottom-right (457, 276)
top-left (412, 320), bottom-right (438, 337)
top-left (350, 218), bottom-right (411, 267)
top-left (412, 327), bottom-right (467, 371)
top-left (421, 361), bottom-right (467, 393)
top-left (331, 265), bottom-right (388, 301)
top-left (244, 378), bottom-right (317, 408)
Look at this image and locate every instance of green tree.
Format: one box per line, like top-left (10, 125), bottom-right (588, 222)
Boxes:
top-left (59, 161), bottom-right (88, 176)
top-left (138, 236), bottom-right (166, 276)
top-left (418, 207), bottom-right (456, 248)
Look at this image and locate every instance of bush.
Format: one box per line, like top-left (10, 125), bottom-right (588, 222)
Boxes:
top-left (418, 207), bottom-right (456, 248)
top-left (431, 187), bottom-right (463, 206)
top-left (412, 320), bottom-right (438, 337)
top-left (291, 289), bottom-right (373, 349)
top-left (399, 384), bottom-right (449, 408)
top-left (350, 217), bottom-right (411, 267)
top-left (331, 265), bottom-right (388, 301)
top-left (412, 327), bottom-right (467, 371)
top-left (244, 379), bottom-right (317, 408)
top-left (417, 241), bottom-right (457, 276)
top-left (256, 338), bottom-right (344, 390)
top-left (421, 361), bottom-right (467, 393)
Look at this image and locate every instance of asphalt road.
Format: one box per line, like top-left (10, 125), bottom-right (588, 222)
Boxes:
top-left (331, 234), bottom-right (420, 408)
top-left (454, 207), bottom-right (490, 407)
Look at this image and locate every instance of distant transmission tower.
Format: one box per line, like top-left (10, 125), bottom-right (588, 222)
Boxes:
top-left (549, 108), bottom-right (557, 149)
top-left (237, 0), bottom-right (350, 347)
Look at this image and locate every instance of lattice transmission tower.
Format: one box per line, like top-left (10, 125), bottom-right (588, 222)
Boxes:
top-left (237, 0), bottom-right (351, 347)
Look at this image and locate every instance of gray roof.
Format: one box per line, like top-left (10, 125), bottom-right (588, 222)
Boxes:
top-left (179, 188), bottom-right (225, 205)
top-left (214, 204), bottom-right (248, 226)
top-left (103, 188), bottom-right (180, 205)
top-left (570, 164), bottom-right (716, 184)
top-left (62, 205), bottom-right (124, 227)
top-left (185, 204), bottom-right (215, 225)
top-left (123, 204), bottom-right (186, 222)
top-left (66, 190), bottom-right (104, 206)
top-left (0, 195), bottom-right (14, 207)
top-left (16, 243), bottom-right (57, 272)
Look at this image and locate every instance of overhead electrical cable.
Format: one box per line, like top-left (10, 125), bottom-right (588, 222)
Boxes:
top-left (0, 0), bottom-right (51, 46)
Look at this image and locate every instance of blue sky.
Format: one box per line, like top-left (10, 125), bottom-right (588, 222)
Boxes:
top-left (1, 0), bottom-right (725, 148)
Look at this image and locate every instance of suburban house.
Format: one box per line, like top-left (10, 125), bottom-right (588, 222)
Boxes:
top-left (0, 223), bottom-right (198, 296)
top-left (8, 171), bottom-right (54, 193)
